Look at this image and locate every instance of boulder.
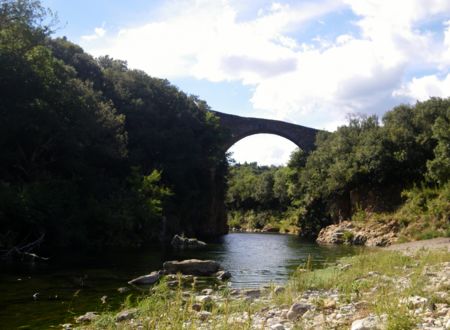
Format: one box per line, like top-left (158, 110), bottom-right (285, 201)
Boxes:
top-left (273, 286), bottom-right (285, 295)
top-left (351, 314), bottom-right (386, 330)
top-left (216, 270), bottom-right (232, 281)
top-left (201, 288), bottom-right (214, 295)
top-left (75, 312), bottom-right (98, 323)
top-left (115, 308), bottom-right (138, 322)
top-left (171, 235), bottom-right (207, 249)
top-left (243, 289), bottom-right (261, 299)
top-left (191, 303), bottom-right (202, 311)
top-left (197, 311), bottom-right (212, 321)
top-left (163, 259), bottom-right (221, 276)
top-left (286, 302), bottom-right (312, 320)
top-left (317, 220), bottom-right (398, 247)
top-left (195, 295), bottom-right (212, 303)
top-left (128, 271), bottom-right (162, 285)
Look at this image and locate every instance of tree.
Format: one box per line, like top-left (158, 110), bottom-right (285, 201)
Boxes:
top-left (427, 108), bottom-right (450, 185)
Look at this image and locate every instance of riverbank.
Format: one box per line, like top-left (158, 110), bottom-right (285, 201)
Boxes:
top-left (74, 240), bottom-right (450, 329)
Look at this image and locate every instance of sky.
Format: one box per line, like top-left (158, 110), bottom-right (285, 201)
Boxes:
top-left (42, 0), bottom-right (450, 165)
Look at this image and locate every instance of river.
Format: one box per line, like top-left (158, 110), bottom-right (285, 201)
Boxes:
top-left (0, 233), bottom-right (362, 328)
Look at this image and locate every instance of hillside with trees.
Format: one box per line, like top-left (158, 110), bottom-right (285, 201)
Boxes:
top-left (1, 0), bottom-right (449, 254)
top-left (0, 0), bottom-right (229, 251)
top-left (227, 99), bottom-right (450, 241)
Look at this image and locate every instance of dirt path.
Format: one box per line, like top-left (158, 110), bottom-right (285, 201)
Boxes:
top-left (384, 237), bottom-right (450, 254)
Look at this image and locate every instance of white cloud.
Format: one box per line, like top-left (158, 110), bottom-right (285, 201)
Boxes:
top-left (82, 0), bottom-right (341, 82)
top-left (79, 0), bottom-right (450, 164)
top-left (394, 73), bottom-right (450, 101)
top-left (81, 27), bottom-right (106, 41)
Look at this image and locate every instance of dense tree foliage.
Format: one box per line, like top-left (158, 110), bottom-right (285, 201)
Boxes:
top-left (226, 163), bottom-right (291, 211)
top-left (0, 0), bottom-right (228, 250)
top-left (288, 99), bottom-right (450, 237)
top-left (227, 99), bottom-right (450, 238)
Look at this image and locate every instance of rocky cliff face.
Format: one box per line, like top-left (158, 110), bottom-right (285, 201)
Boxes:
top-left (327, 185), bottom-right (404, 222)
top-left (316, 220), bottom-right (400, 247)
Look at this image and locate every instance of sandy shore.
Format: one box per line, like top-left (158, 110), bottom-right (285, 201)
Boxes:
top-left (384, 237), bottom-right (450, 254)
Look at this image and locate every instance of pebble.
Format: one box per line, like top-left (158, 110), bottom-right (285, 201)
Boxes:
top-left (201, 288), bottom-right (214, 295)
top-left (197, 311), bottom-right (211, 321)
top-left (196, 295), bottom-right (212, 303)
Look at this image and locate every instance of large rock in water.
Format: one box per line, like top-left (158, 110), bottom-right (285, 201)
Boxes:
top-left (163, 259), bottom-right (221, 275)
top-left (171, 235), bottom-right (207, 249)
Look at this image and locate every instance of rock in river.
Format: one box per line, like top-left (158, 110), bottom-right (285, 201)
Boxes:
top-left (216, 270), bottom-right (232, 281)
top-left (128, 271), bottom-right (162, 285)
top-left (163, 259), bottom-right (221, 276)
top-left (171, 235), bottom-right (207, 249)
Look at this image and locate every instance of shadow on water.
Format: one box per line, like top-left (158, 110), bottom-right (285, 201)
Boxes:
top-left (0, 233), bottom-right (363, 329)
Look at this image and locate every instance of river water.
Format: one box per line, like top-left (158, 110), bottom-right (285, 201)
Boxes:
top-left (0, 233), bottom-right (362, 328)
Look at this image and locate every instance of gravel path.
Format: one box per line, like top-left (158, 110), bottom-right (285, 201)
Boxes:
top-left (384, 237), bottom-right (450, 254)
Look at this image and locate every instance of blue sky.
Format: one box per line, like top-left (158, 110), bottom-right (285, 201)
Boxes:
top-left (42, 0), bottom-right (450, 165)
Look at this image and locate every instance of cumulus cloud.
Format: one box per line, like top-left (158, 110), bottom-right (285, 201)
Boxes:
top-left (79, 0), bottom-right (450, 163)
top-left (394, 74), bottom-right (450, 101)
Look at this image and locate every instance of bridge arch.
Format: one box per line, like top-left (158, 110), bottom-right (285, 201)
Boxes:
top-left (210, 111), bottom-right (318, 152)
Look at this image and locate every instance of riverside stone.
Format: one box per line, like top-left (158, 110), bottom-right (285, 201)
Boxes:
top-left (115, 308), bottom-right (138, 322)
top-left (274, 286), bottom-right (285, 295)
top-left (197, 311), bottom-right (212, 321)
top-left (287, 302), bottom-right (312, 320)
top-left (163, 259), bottom-right (221, 275)
top-left (317, 220), bottom-right (399, 247)
top-left (201, 288), bottom-right (214, 295)
top-left (243, 289), bottom-right (261, 299)
top-left (75, 312), bottom-right (98, 323)
top-left (195, 295), bottom-right (212, 304)
top-left (216, 270), bottom-right (232, 281)
top-left (351, 314), bottom-right (386, 330)
top-left (171, 235), bottom-right (207, 249)
top-left (128, 271), bottom-right (161, 285)
top-left (192, 303), bottom-right (202, 312)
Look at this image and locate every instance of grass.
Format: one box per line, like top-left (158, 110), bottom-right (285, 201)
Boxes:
top-left (81, 249), bottom-right (450, 329)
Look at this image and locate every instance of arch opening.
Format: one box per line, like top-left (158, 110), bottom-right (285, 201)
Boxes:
top-left (227, 133), bottom-right (300, 166)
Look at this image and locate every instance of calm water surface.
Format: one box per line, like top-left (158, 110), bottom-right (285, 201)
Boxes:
top-left (0, 233), bottom-right (362, 329)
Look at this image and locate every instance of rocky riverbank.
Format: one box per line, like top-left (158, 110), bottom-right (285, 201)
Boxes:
top-left (71, 241), bottom-right (450, 330)
top-left (316, 220), bottom-right (400, 247)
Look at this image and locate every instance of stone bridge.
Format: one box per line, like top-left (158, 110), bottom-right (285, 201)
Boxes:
top-left (197, 110), bottom-right (320, 238)
top-left (210, 110), bottom-right (319, 152)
